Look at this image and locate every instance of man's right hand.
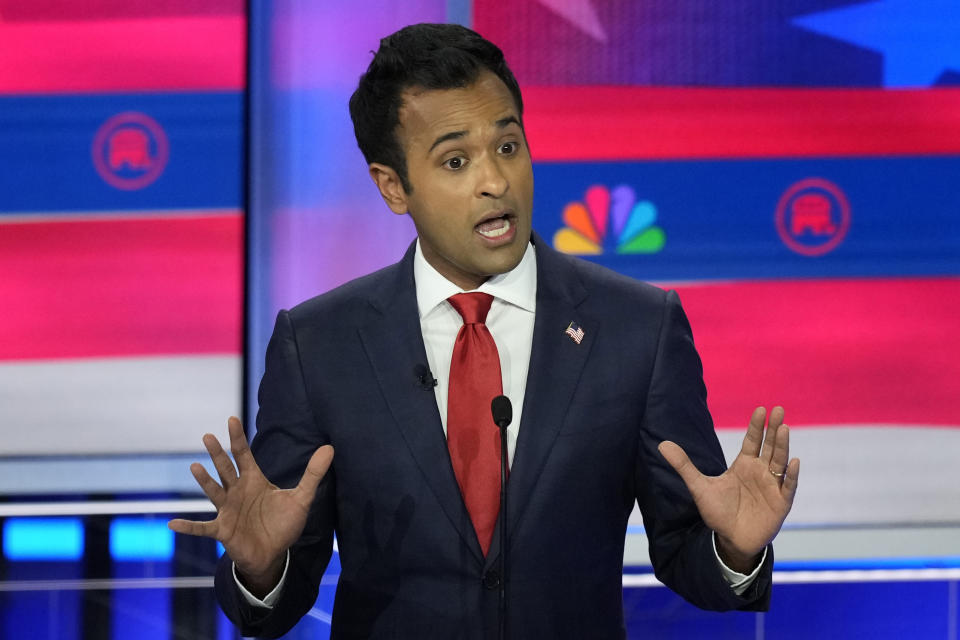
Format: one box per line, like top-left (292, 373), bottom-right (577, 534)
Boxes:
top-left (168, 416), bottom-right (334, 598)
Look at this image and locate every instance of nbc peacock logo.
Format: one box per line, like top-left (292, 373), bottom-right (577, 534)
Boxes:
top-left (553, 184), bottom-right (665, 255)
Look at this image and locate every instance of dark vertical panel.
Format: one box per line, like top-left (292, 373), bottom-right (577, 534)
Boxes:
top-left (82, 514), bottom-right (111, 640)
top-left (171, 532), bottom-right (218, 640)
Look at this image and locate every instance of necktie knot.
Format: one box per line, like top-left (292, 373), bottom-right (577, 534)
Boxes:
top-left (448, 292), bottom-right (494, 325)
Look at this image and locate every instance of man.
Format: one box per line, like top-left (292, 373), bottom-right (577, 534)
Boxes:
top-left (169, 23), bottom-right (799, 639)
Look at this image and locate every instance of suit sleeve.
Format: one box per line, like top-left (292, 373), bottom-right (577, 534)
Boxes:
top-left (214, 309), bottom-right (338, 638)
top-left (634, 290), bottom-right (773, 611)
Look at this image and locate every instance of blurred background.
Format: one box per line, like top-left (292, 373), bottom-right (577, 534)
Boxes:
top-left (1, 0), bottom-right (958, 638)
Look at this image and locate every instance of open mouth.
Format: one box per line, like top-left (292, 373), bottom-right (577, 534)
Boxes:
top-left (475, 213), bottom-right (513, 239)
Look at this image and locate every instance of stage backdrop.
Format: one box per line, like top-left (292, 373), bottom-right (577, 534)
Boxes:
top-left (0, 0), bottom-right (245, 493)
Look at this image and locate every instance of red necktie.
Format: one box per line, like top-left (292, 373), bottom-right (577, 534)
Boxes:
top-left (447, 292), bottom-right (503, 556)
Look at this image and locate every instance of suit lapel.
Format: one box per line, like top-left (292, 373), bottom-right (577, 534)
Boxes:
top-left (485, 237), bottom-right (597, 570)
top-left (356, 245), bottom-right (485, 564)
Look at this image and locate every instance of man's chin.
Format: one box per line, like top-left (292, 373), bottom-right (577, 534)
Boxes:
top-left (480, 244), bottom-right (528, 277)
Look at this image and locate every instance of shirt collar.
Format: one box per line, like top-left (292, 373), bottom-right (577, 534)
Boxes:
top-left (413, 239), bottom-right (537, 318)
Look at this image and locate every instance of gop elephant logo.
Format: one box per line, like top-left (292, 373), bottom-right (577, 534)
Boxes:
top-left (92, 112), bottom-right (169, 190)
top-left (775, 178), bottom-right (850, 257)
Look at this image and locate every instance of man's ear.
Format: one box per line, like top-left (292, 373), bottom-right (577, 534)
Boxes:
top-left (369, 163), bottom-right (408, 215)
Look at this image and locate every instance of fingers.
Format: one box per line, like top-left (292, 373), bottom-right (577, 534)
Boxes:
top-left (658, 441), bottom-right (705, 492)
top-left (167, 517), bottom-right (218, 539)
top-left (190, 462), bottom-right (226, 508)
top-left (203, 432), bottom-right (238, 490)
top-left (760, 406), bottom-right (785, 463)
top-left (781, 457), bottom-right (800, 505)
top-left (228, 416), bottom-right (257, 474)
top-left (739, 405), bottom-right (786, 466)
top-left (739, 407), bottom-right (766, 457)
top-left (294, 445), bottom-right (335, 509)
top-left (768, 423), bottom-right (790, 476)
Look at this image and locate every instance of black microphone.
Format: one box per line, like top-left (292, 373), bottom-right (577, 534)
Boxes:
top-left (413, 364), bottom-right (437, 390)
top-left (491, 395), bottom-right (512, 429)
top-left (490, 395), bottom-right (512, 640)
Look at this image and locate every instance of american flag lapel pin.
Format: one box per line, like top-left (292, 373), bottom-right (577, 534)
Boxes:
top-left (564, 321), bottom-right (585, 345)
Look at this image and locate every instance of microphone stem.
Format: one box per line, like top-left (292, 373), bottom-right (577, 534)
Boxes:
top-left (499, 421), bottom-right (508, 640)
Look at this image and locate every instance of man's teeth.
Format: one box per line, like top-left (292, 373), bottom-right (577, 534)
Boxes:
top-left (477, 217), bottom-right (511, 238)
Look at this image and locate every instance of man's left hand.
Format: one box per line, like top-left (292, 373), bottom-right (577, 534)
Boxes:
top-left (658, 406), bottom-right (800, 573)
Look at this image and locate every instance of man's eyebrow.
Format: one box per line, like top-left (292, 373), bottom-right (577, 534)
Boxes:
top-left (428, 130), bottom-right (467, 153)
top-left (427, 116), bottom-right (522, 153)
top-left (496, 115), bottom-right (521, 129)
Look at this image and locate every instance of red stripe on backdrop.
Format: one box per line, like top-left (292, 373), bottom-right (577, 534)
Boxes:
top-left (0, 214), bottom-right (242, 359)
top-left (672, 277), bottom-right (960, 429)
top-left (0, 0), bottom-right (242, 20)
top-left (0, 16), bottom-right (245, 93)
top-left (524, 87), bottom-right (960, 161)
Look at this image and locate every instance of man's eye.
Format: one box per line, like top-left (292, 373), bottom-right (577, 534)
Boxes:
top-left (499, 141), bottom-right (518, 154)
top-left (444, 157), bottom-right (466, 170)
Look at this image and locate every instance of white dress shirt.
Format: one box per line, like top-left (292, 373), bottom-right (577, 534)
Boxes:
top-left (414, 239), bottom-right (537, 468)
top-left (236, 239), bottom-right (762, 606)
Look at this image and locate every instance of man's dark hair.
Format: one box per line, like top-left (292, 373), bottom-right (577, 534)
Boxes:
top-left (349, 23), bottom-right (524, 193)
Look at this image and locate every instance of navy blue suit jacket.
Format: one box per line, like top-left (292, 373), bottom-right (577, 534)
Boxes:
top-left (215, 235), bottom-right (772, 639)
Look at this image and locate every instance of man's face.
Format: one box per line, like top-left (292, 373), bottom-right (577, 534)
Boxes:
top-left (375, 71), bottom-right (533, 290)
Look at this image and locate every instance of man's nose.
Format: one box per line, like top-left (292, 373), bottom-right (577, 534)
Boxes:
top-left (475, 156), bottom-right (509, 198)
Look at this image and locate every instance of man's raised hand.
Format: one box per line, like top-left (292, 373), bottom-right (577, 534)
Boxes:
top-left (658, 406), bottom-right (799, 573)
top-left (168, 417), bottom-right (334, 595)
